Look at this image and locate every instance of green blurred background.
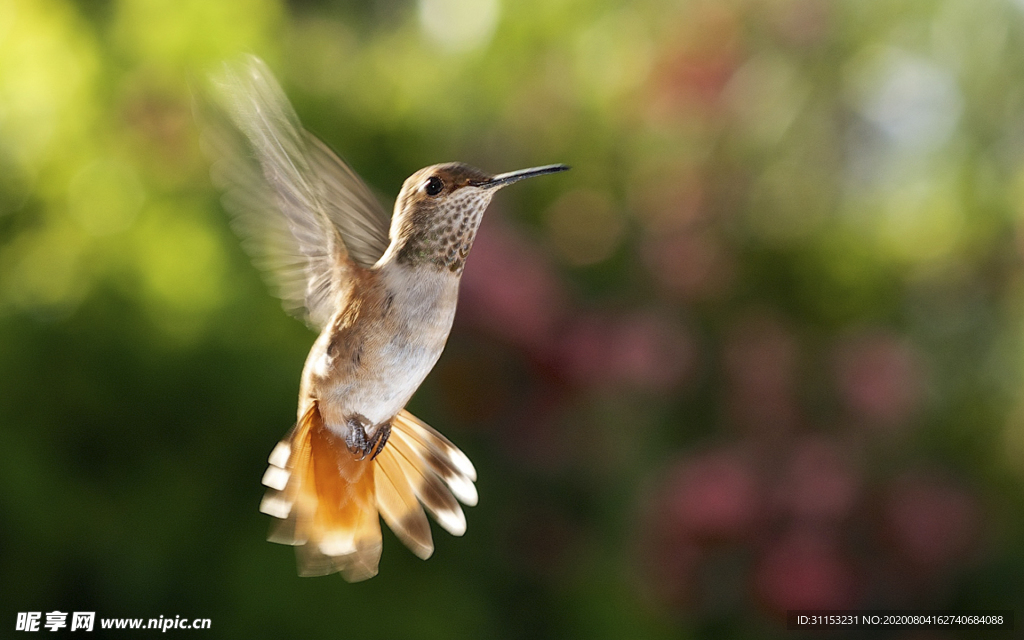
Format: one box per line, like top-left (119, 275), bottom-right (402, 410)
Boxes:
top-left (2, 0), bottom-right (1024, 637)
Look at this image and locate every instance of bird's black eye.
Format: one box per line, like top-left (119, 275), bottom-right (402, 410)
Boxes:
top-left (425, 176), bottom-right (444, 196)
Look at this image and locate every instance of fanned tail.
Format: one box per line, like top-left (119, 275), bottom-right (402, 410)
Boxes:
top-left (259, 403), bottom-right (381, 579)
top-left (259, 405), bottom-right (477, 580)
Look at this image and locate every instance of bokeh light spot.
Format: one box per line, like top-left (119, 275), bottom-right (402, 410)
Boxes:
top-left (0, 0), bottom-right (98, 173)
top-left (418, 0), bottom-right (500, 53)
top-left (725, 52), bottom-right (807, 147)
top-left (133, 203), bottom-right (227, 323)
top-left (834, 330), bottom-right (922, 428)
top-left (853, 48), bottom-right (962, 152)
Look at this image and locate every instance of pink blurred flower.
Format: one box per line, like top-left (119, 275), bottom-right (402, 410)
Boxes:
top-left (755, 528), bottom-right (859, 612)
top-left (776, 436), bottom-right (861, 523)
top-left (835, 331), bottom-right (923, 427)
top-left (646, 6), bottom-right (742, 120)
top-left (557, 311), bottom-right (696, 393)
top-left (459, 219), bottom-right (569, 350)
top-left (883, 471), bottom-right (981, 570)
top-left (662, 449), bottom-right (760, 542)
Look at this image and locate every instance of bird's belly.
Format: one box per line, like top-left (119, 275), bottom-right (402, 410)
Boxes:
top-left (327, 338), bottom-right (444, 427)
top-left (309, 308), bottom-right (454, 432)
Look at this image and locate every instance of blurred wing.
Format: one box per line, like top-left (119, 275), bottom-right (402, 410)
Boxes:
top-left (201, 55), bottom-right (390, 329)
top-left (303, 133), bottom-right (392, 268)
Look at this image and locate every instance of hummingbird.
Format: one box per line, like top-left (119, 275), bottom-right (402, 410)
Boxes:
top-left (203, 56), bottom-right (568, 580)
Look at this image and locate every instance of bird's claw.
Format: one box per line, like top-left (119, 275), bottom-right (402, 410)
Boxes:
top-left (368, 423), bottom-right (390, 460)
top-left (345, 416), bottom-right (391, 460)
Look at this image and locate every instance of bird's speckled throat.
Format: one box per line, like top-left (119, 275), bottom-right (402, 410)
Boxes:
top-left (394, 186), bottom-right (493, 274)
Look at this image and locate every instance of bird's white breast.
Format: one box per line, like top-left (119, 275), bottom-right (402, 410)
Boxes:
top-left (314, 263), bottom-right (460, 429)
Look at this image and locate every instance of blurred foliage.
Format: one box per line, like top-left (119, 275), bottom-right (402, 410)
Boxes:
top-left (3, 0), bottom-right (1024, 638)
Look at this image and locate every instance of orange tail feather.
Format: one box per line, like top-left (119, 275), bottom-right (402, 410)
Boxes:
top-left (259, 404), bottom-right (477, 580)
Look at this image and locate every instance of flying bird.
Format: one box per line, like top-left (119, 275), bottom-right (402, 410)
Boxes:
top-left (203, 56), bottom-right (568, 580)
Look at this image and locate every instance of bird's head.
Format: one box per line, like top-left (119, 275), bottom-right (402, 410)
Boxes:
top-left (390, 162), bottom-right (568, 273)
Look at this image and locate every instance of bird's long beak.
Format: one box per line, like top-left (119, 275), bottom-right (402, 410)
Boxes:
top-left (477, 164), bottom-right (570, 190)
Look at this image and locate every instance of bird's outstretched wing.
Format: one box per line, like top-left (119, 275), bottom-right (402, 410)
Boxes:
top-left (200, 55), bottom-right (392, 329)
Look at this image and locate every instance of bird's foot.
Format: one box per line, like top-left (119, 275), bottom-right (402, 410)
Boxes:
top-left (345, 415), bottom-right (370, 457)
top-left (345, 415), bottom-right (391, 460)
top-left (367, 422), bottom-right (391, 460)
